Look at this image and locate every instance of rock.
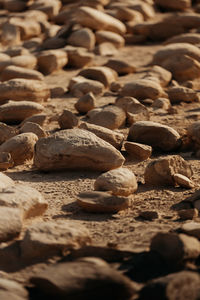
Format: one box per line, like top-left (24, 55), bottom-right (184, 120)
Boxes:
top-left (0, 184), bottom-right (47, 219)
top-left (150, 232), bottom-right (200, 264)
top-left (0, 132), bottom-right (38, 166)
top-left (142, 65), bottom-right (172, 87)
top-left (0, 278), bottom-right (28, 300)
top-left (0, 122), bottom-right (17, 144)
top-left (144, 155), bottom-right (193, 186)
top-left (77, 191), bottom-right (130, 213)
top-left (164, 33), bottom-right (200, 46)
top-left (0, 65), bottom-right (44, 82)
top-left (178, 208), bottom-right (198, 220)
top-left (187, 121), bottom-right (200, 148)
top-left (19, 122), bottom-right (46, 139)
top-left (0, 173), bottom-right (14, 189)
top-left (37, 50), bottom-right (68, 74)
top-left (34, 128), bottom-right (125, 171)
top-left (128, 121), bottom-right (181, 151)
top-left (0, 207), bottom-right (22, 243)
top-left (183, 190), bottom-right (200, 211)
top-left (79, 122), bottom-right (124, 150)
top-left (173, 173), bottom-right (194, 189)
top-left (64, 46), bottom-right (94, 68)
top-left (0, 101), bottom-right (44, 123)
top-left (120, 79), bottom-right (164, 100)
top-left (0, 152), bottom-right (14, 170)
top-left (9, 17), bottom-right (41, 40)
top-left (69, 76), bottom-right (104, 97)
top-left (155, 0), bottom-right (191, 11)
top-left (76, 6), bottom-right (126, 35)
top-left (181, 222), bottom-right (200, 239)
top-left (21, 220), bottom-right (91, 260)
top-left (94, 42), bottom-right (118, 56)
top-left (0, 79), bottom-right (50, 103)
top-left (124, 141), bottom-right (152, 160)
top-left (139, 210), bottom-right (158, 220)
top-left (94, 167), bottom-right (138, 196)
top-left (78, 66), bottom-right (118, 88)
top-left (104, 59), bottom-right (136, 75)
top-left (167, 86), bottom-right (199, 103)
top-left (20, 114), bottom-right (47, 127)
top-left (139, 271), bottom-right (200, 300)
top-left (152, 98), bottom-right (171, 110)
top-left (75, 92), bottom-right (96, 114)
top-left (87, 105), bottom-right (126, 130)
top-left (95, 30), bottom-right (125, 48)
top-left (58, 109), bottom-right (79, 130)
top-left (67, 28), bottom-right (95, 51)
top-left (30, 257), bottom-right (138, 299)
top-left (0, 55), bottom-right (37, 72)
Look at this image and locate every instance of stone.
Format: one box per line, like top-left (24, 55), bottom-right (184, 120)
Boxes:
top-left (139, 210), bottom-right (158, 220)
top-left (128, 121), bottom-right (181, 151)
top-left (152, 98), bottom-right (171, 110)
top-left (58, 110), bottom-right (79, 129)
top-left (4, 47), bottom-right (30, 57)
top-left (95, 30), bottom-right (125, 48)
top-left (0, 132), bottom-right (38, 166)
top-left (164, 33), bottom-right (200, 46)
top-left (1, 22), bottom-right (21, 46)
top-left (76, 6), bottom-right (126, 35)
top-left (64, 46), bottom-right (94, 68)
top-left (0, 65), bottom-right (44, 82)
top-left (173, 173), bottom-right (194, 189)
top-left (144, 155), bottom-right (193, 186)
top-left (94, 42), bottom-right (118, 56)
top-left (142, 65), bottom-right (172, 87)
top-left (69, 76), bottom-right (104, 97)
top-left (187, 121), bottom-right (200, 148)
top-left (0, 173), bottom-right (14, 189)
top-left (0, 207), bottom-right (22, 243)
top-left (0, 55), bottom-right (37, 72)
top-left (120, 79), bottom-right (164, 100)
top-left (178, 209), bottom-right (198, 220)
top-left (0, 79), bottom-right (50, 103)
top-left (124, 141), bottom-right (152, 160)
top-left (19, 122), bottom-right (46, 139)
top-left (75, 92), bottom-right (96, 114)
top-left (30, 258), bottom-right (137, 299)
top-left (78, 66), bottom-right (118, 88)
top-left (37, 50), bottom-right (68, 74)
top-left (0, 101), bottom-right (44, 123)
top-left (155, 0), bottom-right (191, 11)
top-left (0, 123), bottom-right (17, 144)
top-left (67, 28), bottom-right (95, 51)
top-left (20, 114), bottom-right (47, 127)
top-left (115, 6), bottom-right (144, 23)
top-left (0, 152), bottom-right (14, 170)
top-left (104, 59), bottom-right (136, 75)
top-left (34, 128), bottom-right (125, 171)
top-left (0, 184), bottom-right (47, 219)
top-left (77, 191), bottom-right (130, 213)
top-left (181, 222), bottom-right (200, 239)
top-left (94, 167), bottom-right (138, 196)
top-left (150, 232), bottom-right (200, 264)
top-left (9, 17), bottom-right (41, 40)
top-left (0, 278), bottom-right (28, 300)
top-left (79, 122), bottom-right (124, 150)
top-left (21, 220), bottom-right (91, 260)
top-left (87, 105), bottom-right (126, 130)
top-left (167, 86), bottom-right (199, 103)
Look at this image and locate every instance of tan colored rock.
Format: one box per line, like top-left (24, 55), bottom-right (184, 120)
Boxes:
top-left (0, 101), bottom-right (44, 123)
top-left (95, 30), bottom-right (125, 48)
top-left (37, 50), bottom-right (68, 74)
top-left (178, 209), bottom-right (198, 220)
top-left (167, 86), bottom-right (199, 103)
top-left (0, 184), bottom-right (47, 219)
top-left (58, 110), bottom-right (79, 129)
top-left (64, 46), bottom-right (94, 68)
top-left (181, 222), bottom-right (200, 239)
top-left (76, 6), bottom-right (126, 35)
top-left (164, 33), bottom-right (200, 45)
top-left (94, 42), bottom-right (118, 56)
top-left (0, 79), bottom-right (50, 102)
top-left (21, 220), bottom-right (91, 260)
top-left (142, 65), bottom-right (172, 87)
top-left (173, 173), bottom-right (195, 189)
top-left (30, 0), bottom-right (61, 20)
top-left (187, 121), bottom-right (200, 148)
top-left (155, 0), bottom-right (191, 11)
top-left (0, 173), bottom-right (14, 189)
top-left (79, 122), bottom-right (124, 150)
top-left (104, 59), bottom-right (136, 75)
top-left (0, 65), bottom-right (44, 82)
top-left (0, 122), bottom-right (17, 144)
top-left (19, 122), bottom-right (46, 139)
top-left (0, 55), bottom-right (37, 73)
top-left (34, 128), bottom-right (125, 171)
top-left (120, 79), bottom-right (164, 100)
top-left (115, 6), bottom-right (144, 23)
top-left (139, 210), bottom-right (158, 220)
top-left (128, 121), bottom-right (181, 151)
top-left (151, 232), bottom-right (200, 263)
top-left (0, 207), bottom-right (22, 243)
top-left (79, 66), bottom-right (118, 88)
top-left (75, 92), bottom-right (96, 114)
top-left (152, 98), bottom-right (171, 110)
top-left (69, 76), bottom-right (104, 97)
top-left (144, 155), bottom-right (193, 186)
top-left (124, 141), bottom-right (152, 160)
top-left (9, 17), bottom-right (41, 40)
top-left (67, 28), bottom-right (95, 51)
top-left (1, 22), bottom-right (21, 46)
top-left (94, 167), bottom-right (137, 196)
top-left (0, 152), bottom-right (14, 170)
top-left (4, 46), bottom-right (30, 57)
top-left (87, 105), bottom-right (126, 130)
top-left (77, 191), bottom-right (130, 213)
top-left (0, 278), bottom-right (28, 300)
top-left (0, 132), bottom-right (38, 166)
top-left (20, 114), bottom-right (47, 127)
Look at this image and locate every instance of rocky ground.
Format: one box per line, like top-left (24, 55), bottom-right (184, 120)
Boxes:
top-left (1, 0), bottom-right (200, 299)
